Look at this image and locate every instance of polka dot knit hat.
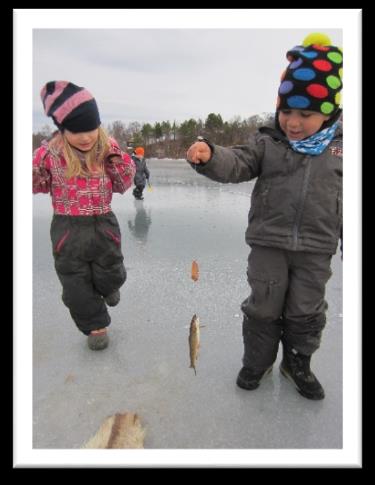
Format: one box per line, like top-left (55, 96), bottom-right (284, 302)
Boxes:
top-left (277, 33), bottom-right (343, 115)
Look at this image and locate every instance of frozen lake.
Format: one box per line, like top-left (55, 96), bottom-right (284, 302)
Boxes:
top-left (32, 159), bottom-right (343, 454)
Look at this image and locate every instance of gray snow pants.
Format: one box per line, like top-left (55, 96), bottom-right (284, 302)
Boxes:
top-left (50, 212), bottom-right (127, 335)
top-left (241, 245), bottom-right (333, 372)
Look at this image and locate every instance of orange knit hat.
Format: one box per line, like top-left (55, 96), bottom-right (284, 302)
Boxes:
top-left (134, 147), bottom-right (145, 156)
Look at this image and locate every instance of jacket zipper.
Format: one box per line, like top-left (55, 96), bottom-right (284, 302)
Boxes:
top-left (292, 157), bottom-right (311, 250)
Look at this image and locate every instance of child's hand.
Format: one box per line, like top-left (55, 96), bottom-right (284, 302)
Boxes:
top-left (186, 141), bottom-right (211, 164)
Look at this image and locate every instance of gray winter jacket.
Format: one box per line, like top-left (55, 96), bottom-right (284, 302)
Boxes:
top-left (192, 120), bottom-right (342, 255)
top-left (132, 155), bottom-right (150, 186)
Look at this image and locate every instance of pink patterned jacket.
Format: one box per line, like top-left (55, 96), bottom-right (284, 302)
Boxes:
top-left (32, 137), bottom-right (135, 216)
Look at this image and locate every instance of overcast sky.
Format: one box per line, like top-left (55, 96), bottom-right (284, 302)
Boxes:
top-left (32, 27), bottom-right (342, 132)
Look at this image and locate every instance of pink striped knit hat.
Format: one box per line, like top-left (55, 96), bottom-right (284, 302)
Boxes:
top-left (40, 81), bottom-right (101, 132)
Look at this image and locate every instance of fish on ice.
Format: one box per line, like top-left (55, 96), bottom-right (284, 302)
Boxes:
top-left (82, 412), bottom-right (146, 449)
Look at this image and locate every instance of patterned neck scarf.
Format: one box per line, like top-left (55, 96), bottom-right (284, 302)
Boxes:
top-left (289, 122), bottom-right (339, 156)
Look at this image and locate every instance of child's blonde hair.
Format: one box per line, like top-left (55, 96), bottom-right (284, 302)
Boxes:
top-left (48, 127), bottom-right (110, 178)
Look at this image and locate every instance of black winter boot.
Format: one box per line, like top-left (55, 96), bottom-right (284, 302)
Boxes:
top-left (236, 366), bottom-right (273, 390)
top-left (280, 345), bottom-right (325, 400)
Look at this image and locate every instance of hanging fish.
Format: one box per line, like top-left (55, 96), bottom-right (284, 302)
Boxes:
top-left (189, 314), bottom-right (200, 375)
top-left (191, 260), bottom-right (199, 282)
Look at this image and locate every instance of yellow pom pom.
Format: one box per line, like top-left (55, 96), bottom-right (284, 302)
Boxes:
top-left (302, 32), bottom-right (332, 47)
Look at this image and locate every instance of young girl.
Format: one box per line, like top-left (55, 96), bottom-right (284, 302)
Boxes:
top-left (186, 33), bottom-right (343, 400)
top-left (33, 81), bottom-right (136, 350)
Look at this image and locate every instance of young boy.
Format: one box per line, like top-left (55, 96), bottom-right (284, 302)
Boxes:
top-left (131, 147), bottom-right (150, 200)
top-left (186, 33), bottom-right (343, 400)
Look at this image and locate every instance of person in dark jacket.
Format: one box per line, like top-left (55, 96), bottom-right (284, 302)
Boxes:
top-left (131, 147), bottom-right (150, 200)
top-left (186, 33), bottom-right (343, 400)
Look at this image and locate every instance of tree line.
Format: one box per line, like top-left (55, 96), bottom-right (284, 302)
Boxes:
top-left (32, 112), bottom-right (274, 158)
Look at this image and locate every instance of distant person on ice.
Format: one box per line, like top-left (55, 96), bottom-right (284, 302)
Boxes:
top-left (32, 81), bottom-right (135, 350)
top-left (131, 146), bottom-right (150, 200)
top-left (186, 33), bottom-right (343, 400)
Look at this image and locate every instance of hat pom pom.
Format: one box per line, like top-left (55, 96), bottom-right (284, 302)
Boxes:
top-left (302, 32), bottom-right (332, 47)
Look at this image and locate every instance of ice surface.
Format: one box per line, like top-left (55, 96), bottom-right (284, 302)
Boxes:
top-left (32, 159), bottom-right (343, 450)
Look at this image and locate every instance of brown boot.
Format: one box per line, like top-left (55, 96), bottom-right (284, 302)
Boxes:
top-left (104, 290), bottom-right (120, 307)
top-left (87, 328), bottom-right (109, 350)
